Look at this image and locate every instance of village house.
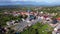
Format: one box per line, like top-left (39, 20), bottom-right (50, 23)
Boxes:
top-left (6, 20), bottom-right (15, 26)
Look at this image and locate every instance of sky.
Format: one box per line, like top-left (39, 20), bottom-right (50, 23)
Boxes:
top-left (1, 0), bottom-right (59, 3)
top-left (0, 0), bottom-right (60, 6)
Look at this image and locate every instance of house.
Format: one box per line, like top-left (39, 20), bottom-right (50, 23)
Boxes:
top-left (54, 25), bottom-right (60, 34)
top-left (40, 16), bottom-right (44, 20)
top-left (0, 25), bottom-right (6, 34)
top-left (29, 15), bottom-right (35, 20)
top-left (56, 17), bottom-right (60, 22)
top-left (45, 17), bottom-right (51, 21)
top-left (6, 20), bottom-right (15, 26)
top-left (40, 11), bottom-right (43, 14)
top-left (56, 17), bottom-right (60, 20)
top-left (52, 18), bottom-right (58, 24)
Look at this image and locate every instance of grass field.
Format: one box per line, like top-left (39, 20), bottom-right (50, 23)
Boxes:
top-left (20, 22), bottom-right (53, 34)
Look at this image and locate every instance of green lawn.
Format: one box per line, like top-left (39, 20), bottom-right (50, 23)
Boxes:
top-left (20, 23), bottom-right (53, 34)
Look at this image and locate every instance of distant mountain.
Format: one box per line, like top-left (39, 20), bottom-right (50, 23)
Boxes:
top-left (0, 1), bottom-right (60, 8)
top-left (0, 1), bottom-right (46, 6)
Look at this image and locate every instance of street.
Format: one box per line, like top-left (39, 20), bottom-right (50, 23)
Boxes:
top-left (12, 18), bottom-right (41, 32)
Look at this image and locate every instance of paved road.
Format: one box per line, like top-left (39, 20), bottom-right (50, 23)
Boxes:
top-left (52, 23), bottom-right (60, 34)
top-left (12, 18), bottom-right (42, 31)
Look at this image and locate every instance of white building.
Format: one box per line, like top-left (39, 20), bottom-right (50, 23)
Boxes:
top-left (6, 20), bottom-right (15, 26)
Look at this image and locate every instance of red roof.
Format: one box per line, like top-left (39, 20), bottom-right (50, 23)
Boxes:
top-left (56, 17), bottom-right (60, 20)
top-left (44, 15), bottom-right (48, 18)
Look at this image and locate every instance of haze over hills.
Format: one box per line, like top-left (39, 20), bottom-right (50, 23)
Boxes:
top-left (0, 1), bottom-right (60, 8)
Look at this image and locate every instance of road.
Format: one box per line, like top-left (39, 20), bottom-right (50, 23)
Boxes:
top-left (12, 18), bottom-right (42, 32)
top-left (52, 23), bottom-right (60, 34)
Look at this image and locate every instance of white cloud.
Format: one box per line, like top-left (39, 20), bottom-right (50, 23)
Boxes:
top-left (11, 0), bottom-right (58, 2)
top-left (2, 0), bottom-right (60, 3)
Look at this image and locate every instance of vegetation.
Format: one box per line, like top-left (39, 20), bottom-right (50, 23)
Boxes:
top-left (0, 14), bottom-right (21, 26)
top-left (0, 6), bottom-right (60, 34)
top-left (20, 23), bottom-right (53, 34)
